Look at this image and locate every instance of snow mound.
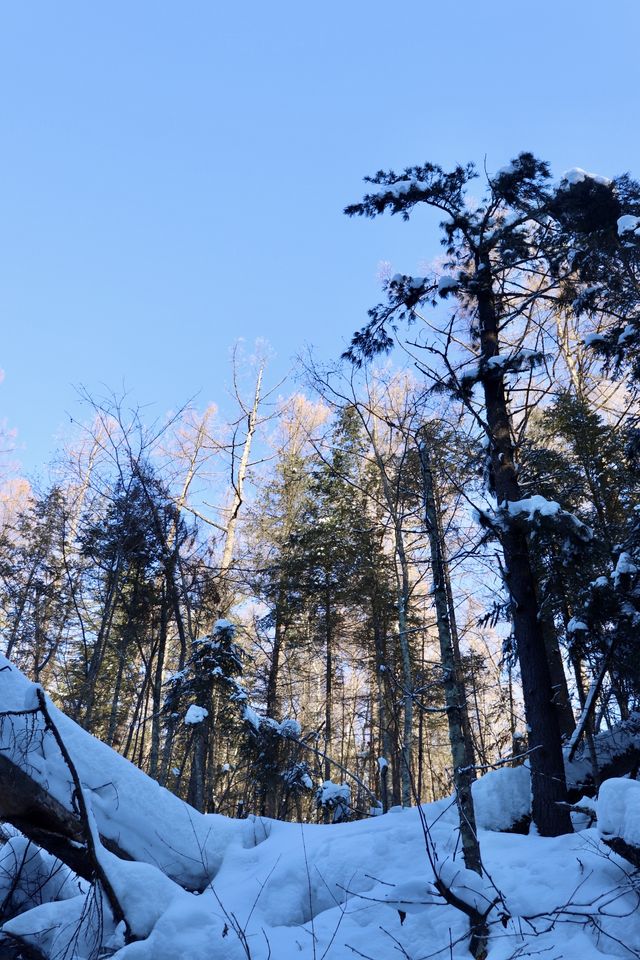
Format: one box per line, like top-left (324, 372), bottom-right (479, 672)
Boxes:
top-left (472, 765), bottom-right (531, 831)
top-left (7, 796), bottom-right (640, 960)
top-left (598, 777), bottom-right (640, 849)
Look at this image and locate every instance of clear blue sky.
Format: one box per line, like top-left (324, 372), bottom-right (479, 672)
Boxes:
top-left (1, 1), bottom-right (639, 478)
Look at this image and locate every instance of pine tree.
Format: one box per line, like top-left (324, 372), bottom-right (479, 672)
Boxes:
top-left (163, 619), bottom-right (245, 812)
top-left (342, 153), bottom-right (635, 834)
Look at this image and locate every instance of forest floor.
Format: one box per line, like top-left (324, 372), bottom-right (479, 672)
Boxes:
top-left (1, 655), bottom-right (639, 959)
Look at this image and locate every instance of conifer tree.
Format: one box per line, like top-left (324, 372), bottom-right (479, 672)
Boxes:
top-left (342, 153), bottom-right (637, 834)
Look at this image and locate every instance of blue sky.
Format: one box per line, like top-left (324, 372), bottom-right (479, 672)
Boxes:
top-left (1, 1), bottom-right (639, 479)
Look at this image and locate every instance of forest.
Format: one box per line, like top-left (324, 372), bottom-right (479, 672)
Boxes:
top-left (1, 154), bottom-right (640, 959)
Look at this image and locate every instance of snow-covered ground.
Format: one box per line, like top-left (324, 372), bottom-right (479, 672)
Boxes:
top-left (1, 655), bottom-right (639, 959)
top-left (4, 793), bottom-right (639, 960)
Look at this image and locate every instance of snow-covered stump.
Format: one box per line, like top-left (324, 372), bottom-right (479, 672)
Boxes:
top-left (472, 766), bottom-right (532, 834)
top-left (598, 777), bottom-right (640, 868)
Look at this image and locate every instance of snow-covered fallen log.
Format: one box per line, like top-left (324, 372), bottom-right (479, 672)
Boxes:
top-left (0, 748), bottom-right (107, 883)
top-left (565, 710), bottom-right (640, 798)
top-left (0, 655), bottom-right (239, 891)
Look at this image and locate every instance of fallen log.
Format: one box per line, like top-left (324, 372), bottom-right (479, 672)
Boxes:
top-left (565, 712), bottom-right (640, 800)
top-left (601, 835), bottom-right (640, 869)
top-left (0, 751), bottom-right (129, 881)
top-left (0, 656), bottom-right (237, 892)
top-left (0, 932), bottom-right (47, 960)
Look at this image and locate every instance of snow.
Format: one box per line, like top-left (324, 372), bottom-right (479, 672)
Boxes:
top-left (459, 349), bottom-right (545, 388)
top-left (617, 324), bottom-right (635, 344)
top-left (613, 550), bottom-right (638, 586)
top-left (184, 704), bottom-right (209, 725)
top-left (316, 780), bottom-right (351, 821)
top-left (383, 177), bottom-right (431, 197)
top-left (504, 494), bottom-right (591, 538)
top-left (243, 705), bottom-right (301, 739)
top-left (277, 717), bottom-right (301, 738)
top-left (0, 834), bottom-right (84, 914)
top-left (567, 617), bottom-right (588, 633)
top-left (507, 494), bottom-right (562, 519)
top-left (472, 765), bottom-right (531, 831)
top-left (316, 780), bottom-right (350, 805)
top-left (100, 851), bottom-right (181, 939)
top-left (437, 860), bottom-right (496, 913)
top-left (486, 348), bottom-right (543, 372)
top-left (383, 877), bottom-right (436, 914)
top-left (243, 704), bottom-right (262, 729)
top-left (567, 711), bottom-right (640, 792)
top-left (485, 354), bottom-right (511, 370)
top-left (598, 777), bottom-right (640, 848)
top-left (560, 167), bottom-right (612, 188)
top-left (617, 214), bottom-right (640, 235)
top-left (3, 657), bottom-right (640, 959)
top-left (437, 274), bottom-right (459, 294)
top-left (6, 792), bottom-right (640, 960)
top-left (0, 654), bottom-right (240, 889)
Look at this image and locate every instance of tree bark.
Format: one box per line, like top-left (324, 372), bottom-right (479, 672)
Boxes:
top-left (418, 437), bottom-right (482, 874)
top-left (477, 271), bottom-right (572, 837)
top-left (540, 614), bottom-right (576, 739)
top-left (324, 581), bottom-right (333, 786)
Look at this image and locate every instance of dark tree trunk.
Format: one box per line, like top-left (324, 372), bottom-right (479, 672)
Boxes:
top-left (187, 725), bottom-right (207, 813)
top-left (266, 590), bottom-right (285, 720)
top-left (324, 583), bottom-right (332, 785)
top-left (541, 614), bottom-right (576, 739)
top-left (82, 566), bottom-right (120, 730)
top-left (372, 600), bottom-right (394, 811)
top-left (149, 593), bottom-right (169, 780)
top-left (477, 274), bottom-right (571, 837)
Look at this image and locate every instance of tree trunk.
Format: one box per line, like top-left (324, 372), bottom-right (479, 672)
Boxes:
top-left (187, 725), bottom-right (207, 813)
top-left (218, 362), bottom-right (264, 614)
top-left (418, 437), bottom-right (482, 874)
top-left (324, 582), bottom-right (333, 785)
top-left (149, 593), bottom-right (169, 780)
top-left (477, 273), bottom-right (571, 837)
top-left (266, 588), bottom-right (285, 720)
top-left (82, 564), bottom-right (121, 730)
top-left (372, 603), bottom-right (393, 812)
top-left (369, 415), bottom-right (414, 806)
top-left (541, 614), bottom-right (576, 739)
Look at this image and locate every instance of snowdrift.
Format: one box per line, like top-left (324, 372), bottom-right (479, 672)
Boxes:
top-left (1, 655), bottom-right (639, 960)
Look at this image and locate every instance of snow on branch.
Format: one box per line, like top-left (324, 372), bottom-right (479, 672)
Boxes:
top-left (475, 494), bottom-right (591, 542)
